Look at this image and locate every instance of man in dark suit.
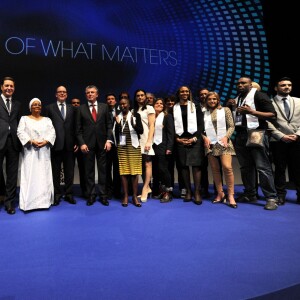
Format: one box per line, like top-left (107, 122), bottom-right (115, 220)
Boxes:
top-left (76, 85), bottom-right (113, 206)
top-left (44, 86), bottom-right (77, 206)
top-left (0, 77), bottom-right (22, 214)
top-left (105, 93), bottom-right (121, 199)
top-left (71, 98), bottom-right (87, 198)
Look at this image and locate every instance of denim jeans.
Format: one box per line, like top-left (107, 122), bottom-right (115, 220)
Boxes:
top-left (235, 131), bottom-right (277, 200)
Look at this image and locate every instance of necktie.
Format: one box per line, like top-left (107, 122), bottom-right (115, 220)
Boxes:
top-left (282, 98), bottom-right (290, 118)
top-left (60, 103), bottom-right (65, 119)
top-left (6, 98), bottom-right (11, 114)
top-left (91, 104), bottom-right (97, 121)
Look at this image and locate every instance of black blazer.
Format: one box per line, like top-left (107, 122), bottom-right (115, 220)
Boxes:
top-left (113, 112), bottom-right (143, 145)
top-left (0, 96), bottom-right (22, 151)
top-left (153, 113), bottom-right (175, 155)
top-left (76, 102), bottom-right (113, 149)
top-left (44, 102), bottom-right (76, 151)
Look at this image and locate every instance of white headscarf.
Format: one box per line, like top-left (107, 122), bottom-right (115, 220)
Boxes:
top-left (29, 98), bottom-right (41, 111)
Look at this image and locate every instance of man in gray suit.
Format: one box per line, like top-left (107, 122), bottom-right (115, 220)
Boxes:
top-left (268, 77), bottom-right (300, 204)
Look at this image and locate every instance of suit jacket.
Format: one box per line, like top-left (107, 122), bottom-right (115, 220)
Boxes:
top-left (76, 102), bottom-right (113, 149)
top-left (0, 96), bottom-right (22, 151)
top-left (153, 114), bottom-right (175, 155)
top-left (44, 102), bottom-right (76, 151)
top-left (268, 96), bottom-right (300, 141)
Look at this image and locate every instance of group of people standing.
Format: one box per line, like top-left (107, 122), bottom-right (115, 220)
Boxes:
top-left (0, 75), bottom-right (299, 214)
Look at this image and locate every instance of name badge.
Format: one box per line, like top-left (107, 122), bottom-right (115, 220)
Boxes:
top-left (120, 134), bottom-right (126, 145)
top-left (235, 114), bottom-right (243, 127)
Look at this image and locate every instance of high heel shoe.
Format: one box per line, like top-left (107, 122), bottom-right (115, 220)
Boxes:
top-left (212, 193), bottom-right (226, 204)
top-left (138, 186), bottom-right (152, 202)
top-left (193, 191), bottom-right (202, 205)
top-left (121, 197), bottom-right (128, 207)
top-left (132, 196), bottom-right (142, 207)
top-left (227, 196), bottom-right (237, 208)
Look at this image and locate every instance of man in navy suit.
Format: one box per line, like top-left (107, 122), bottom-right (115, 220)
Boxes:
top-left (0, 77), bottom-right (22, 214)
top-left (44, 86), bottom-right (77, 205)
top-left (76, 85), bottom-right (113, 206)
top-left (105, 93), bottom-right (121, 199)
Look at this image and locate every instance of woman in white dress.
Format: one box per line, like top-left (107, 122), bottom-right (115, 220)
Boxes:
top-left (17, 98), bottom-right (56, 212)
top-left (133, 89), bottom-right (155, 202)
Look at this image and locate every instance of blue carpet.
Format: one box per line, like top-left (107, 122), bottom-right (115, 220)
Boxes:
top-left (1, 185), bottom-right (300, 300)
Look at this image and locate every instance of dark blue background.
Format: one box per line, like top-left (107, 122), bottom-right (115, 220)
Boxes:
top-left (0, 0), bottom-right (297, 107)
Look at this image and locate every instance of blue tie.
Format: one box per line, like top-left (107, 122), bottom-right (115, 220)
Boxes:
top-left (60, 103), bottom-right (65, 119)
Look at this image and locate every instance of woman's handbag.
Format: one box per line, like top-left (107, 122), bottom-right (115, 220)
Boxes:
top-left (246, 129), bottom-right (265, 148)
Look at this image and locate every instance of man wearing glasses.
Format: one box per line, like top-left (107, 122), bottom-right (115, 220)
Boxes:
top-left (44, 86), bottom-right (77, 206)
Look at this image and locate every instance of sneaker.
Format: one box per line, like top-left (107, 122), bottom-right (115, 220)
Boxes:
top-left (264, 199), bottom-right (278, 210)
top-left (180, 189), bottom-right (187, 198)
top-left (236, 194), bottom-right (258, 203)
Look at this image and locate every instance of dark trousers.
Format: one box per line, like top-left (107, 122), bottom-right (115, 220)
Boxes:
top-left (51, 150), bottom-right (75, 197)
top-left (152, 154), bottom-right (172, 194)
top-left (235, 132), bottom-right (277, 200)
top-left (270, 141), bottom-right (300, 197)
top-left (75, 150), bottom-right (87, 197)
top-left (106, 145), bottom-right (121, 197)
top-left (0, 136), bottom-right (19, 207)
top-left (83, 146), bottom-right (107, 197)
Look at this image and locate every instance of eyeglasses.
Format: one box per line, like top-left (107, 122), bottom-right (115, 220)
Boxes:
top-left (72, 102), bottom-right (80, 104)
top-left (57, 91), bottom-right (67, 94)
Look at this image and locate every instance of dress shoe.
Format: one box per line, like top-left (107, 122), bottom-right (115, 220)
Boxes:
top-left (277, 195), bottom-right (285, 205)
top-left (87, 196), bottom-right (96, 206)
top-left (99, 197), bottom-right (109, 206)
top-left (53, 200), bottom-right (60, 206)
top-left (65, 195), bottom-right (76, 204)
top-left (53, 195), bottom-right (61, 206)
top-left (236, 194), bottom-right (258, 203)
top-left (5, 206), bottom-right (15, 215)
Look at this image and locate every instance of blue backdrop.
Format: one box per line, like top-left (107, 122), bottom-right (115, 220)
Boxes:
top-left (1, 0), bottom-right (270, 104)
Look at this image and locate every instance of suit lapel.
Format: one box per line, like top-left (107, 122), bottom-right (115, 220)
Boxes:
top-left (0, 97), bottom-right (9, 114)
top-left (84, 103), bottom-right (94, 122)
top-left (274, 96), bottom-right (289, 121)
top-left (54, 103), bottom-right (65, 120)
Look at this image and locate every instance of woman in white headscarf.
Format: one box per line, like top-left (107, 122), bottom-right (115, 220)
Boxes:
top-left (17, 98), bottom-right (56, 212)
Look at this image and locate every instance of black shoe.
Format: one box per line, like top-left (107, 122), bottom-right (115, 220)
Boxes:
top-left (53, 200), bottom-right (60, 206)
top-left (87, 195), bottom-right (96, 206)
top-left (99, 197), bottom-right (109, 206)
top-left (53, 195), bottom-right (61, 206)
top-left (193, 192), bottom-right (202, 205)
top-left (65, 195), bottom-right (76, 205)
top-left (277, 195), bottom-right (286, 205)
top-left (212, 193), bottom-right (226, 204)
top-left (236, 194), bottom-right (258, 203)
top-left (132, 196), bottom-right (142, 207)
top-left (5, 206), bottom-right (15, 215)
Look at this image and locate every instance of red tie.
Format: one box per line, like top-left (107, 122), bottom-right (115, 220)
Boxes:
top-left (91, 104), bottom-right (97, 122)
